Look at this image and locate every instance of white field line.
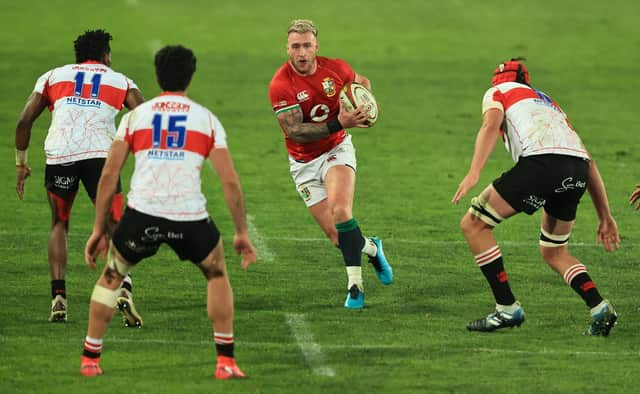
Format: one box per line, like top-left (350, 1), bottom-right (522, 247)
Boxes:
top-left (247, 214), bottom-right (274, 262)
top-left (2, 335), bottom-right (636, 357)
top-left (202, 161), bottom-right (273, 262)
top-left (3, 229), bottom-right (636, 249)
top-left (285, 313), bottom-right (336, 377)
top-left (258, 237), bottom-right (632, 249)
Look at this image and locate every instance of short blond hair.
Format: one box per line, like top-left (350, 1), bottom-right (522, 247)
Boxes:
top-left (287, 19), bottom-right (318, 37)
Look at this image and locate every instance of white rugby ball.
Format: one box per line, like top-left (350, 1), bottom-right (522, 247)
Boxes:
top-left (339, 82), bottom-right (378, 126)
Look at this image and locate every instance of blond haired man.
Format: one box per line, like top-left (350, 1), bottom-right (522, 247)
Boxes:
top-left (268, 19), bottom-right (393, 309)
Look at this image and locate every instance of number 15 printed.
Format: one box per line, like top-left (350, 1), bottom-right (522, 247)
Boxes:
top-left (152, 114), bottom-right (187, 148)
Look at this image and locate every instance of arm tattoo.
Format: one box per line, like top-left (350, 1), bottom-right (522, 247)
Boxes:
top-left (278, 106), bottom-right (330, 143)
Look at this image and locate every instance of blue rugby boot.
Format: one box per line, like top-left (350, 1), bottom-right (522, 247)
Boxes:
top-left (583, 300), bottom-right (617, 336)
top-left (368, 237), bottom-right (393, 285)
top-left (344, 284), bottom-right (364, 309)
top-left (467, 303), bottom-right (525, 332)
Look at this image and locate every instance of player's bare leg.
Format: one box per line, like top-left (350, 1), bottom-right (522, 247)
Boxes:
top-left (539, 211), bottom-right (616, 336)
top-left (104, 208), bottom-right (142, 328)
top-left (197, 240), bottom-right (246, 379)
top-left (47, 192), bottom-right (71, 322)
top-left (325, 165), bottom-right (373, 307)
top-left (308, 199), bottom-right (339, 247)
top-left (81, 246), bottom-right (128, 377)
top-left (460, 185), bottom-right (524, 331)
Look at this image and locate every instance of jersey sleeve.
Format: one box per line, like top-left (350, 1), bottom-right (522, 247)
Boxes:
top-left (209, 112), bottom-right (228, 149)
top-left (482, 87), bottom-right (505, 114)
top-left (269, 77), bottom-right (299, 115)
top-left (126, 76), bottom-right (139, 91)
top-left (33, 70), bottom-right (53, 100)
top-left (332, 58), bottom-right (356, 83)
top-left (114, 112), bottom-right (132, 143)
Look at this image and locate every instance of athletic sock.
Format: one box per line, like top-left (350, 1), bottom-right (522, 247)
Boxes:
top-left (336, 218), bottom-right (365, 266)
top-left (496, 302), bottom-right (521, 314)
top-left (563, 263), bottom-right (603, 308)
top-left (121, 274), bottom-right (133, 293)
top-left (51, 280), bottom-right (66, 299)
top-left (337, 218), bottom-right (365, 290)
top-left (214, 332), bottom-right (234, 358)
top-left (346, 266), bottom-right (363, 290)
top-left (361, 237), bottom-right (377, 257)
top-left (83, 336), bottom-right (103, 359)
top-left (474, 245), bottom-right (516, 306)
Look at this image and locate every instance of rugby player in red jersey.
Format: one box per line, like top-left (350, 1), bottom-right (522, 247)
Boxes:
top-left (269, 19), bottom-right (393, 309)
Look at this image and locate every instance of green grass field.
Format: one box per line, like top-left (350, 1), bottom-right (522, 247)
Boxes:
top-left (1, 1), bottom-right (639, 392)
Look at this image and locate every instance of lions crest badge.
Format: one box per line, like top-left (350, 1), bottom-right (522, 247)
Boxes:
top-left (321, 77), bottom-right (336, 97)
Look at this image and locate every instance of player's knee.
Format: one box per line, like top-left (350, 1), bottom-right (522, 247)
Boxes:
top-left (464, 195), bottom-right (504, 232)
top-left (330, 205), bottom-right (352, 223)
top-left (90, 285), bottom-right (119, 308)
top-left (460, 212), bottom-right (491, 237)
top-left (198, 253), bottom-right (226, 280)
top-left (539, 229), bottom-right (571, 262)
top-left (106, 248), bottom-right (131, 278)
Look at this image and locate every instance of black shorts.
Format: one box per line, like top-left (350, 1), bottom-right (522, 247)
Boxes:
top-left (45, 158), bottom-right (121, 199)
top-left (492, 154), bottom-right (589, 221)
top-left (111, 207), bottom-right (221, 265)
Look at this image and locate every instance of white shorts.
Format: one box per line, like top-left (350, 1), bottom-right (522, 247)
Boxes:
top-left (289, 134), bottom-right (357, 207)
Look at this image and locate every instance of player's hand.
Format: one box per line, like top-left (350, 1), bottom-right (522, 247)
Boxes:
top-left (85, 230), bottom-right (108, 270)
top-left (233, 232), bottom-right (257, 270)
top-left (452, 172), bottom-right (480, 204)
top-left (338, 102), bottom-right (370, 129)
top-left (629, 184), bottom-right (640, 210)
top-left (596, 215), bottom-right (620, 252)
top-left (16, 165), bottom-right (31, 200)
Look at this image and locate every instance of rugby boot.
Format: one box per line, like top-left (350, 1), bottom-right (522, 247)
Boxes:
top-left (215, 356), bottom-right (247, 380)
top-left (80, 356), bottom-right (103, 377)
top-left (117, 289), bottom-right (143, 328)
top-left (344, 284), bottom-right (364, 309)
top-left (583, 300), bottom-right (617, 336)
top-left (49, 295), bottom-right (67, 322)
top-left (467, 304), bottom-right (525, 332)
top-left (368, 237), bottom-right (393, 285)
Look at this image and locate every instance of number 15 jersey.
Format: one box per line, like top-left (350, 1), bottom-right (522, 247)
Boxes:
top-left (115, 93), bottom-right (228, 221)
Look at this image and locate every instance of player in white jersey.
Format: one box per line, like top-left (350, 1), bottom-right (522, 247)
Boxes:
top-left (452, 58), bottom-right (619, 336)
top-left (80, 45), bottom-right (255, 379)
top-left (14, 29), bottom-right (144, 324)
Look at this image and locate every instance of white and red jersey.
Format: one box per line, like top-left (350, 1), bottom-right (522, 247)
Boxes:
top-left (34, 61), bottom-right (138, 164)
top-left (482, 82), bottom-right (589, 162)
top-left (269, 56), bottom-right (355, 162)
top-left (114, 93), bottom-right (227, 221)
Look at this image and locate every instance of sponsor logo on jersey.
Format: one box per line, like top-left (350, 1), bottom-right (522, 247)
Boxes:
top-left (296, 90), bottom-right (310, 102)
top-left (321, 77), bottom-right (336, 97)
top-left (65, 96), bottom-right (102, 108)
top-left (72, 65), bottom-right (108, 73)
top-left (310, 104), bottom-right (330, 122)
top-left (147, 150), bottom-right (185, 161)
top-left (151, 101), bottom-right (190, 112)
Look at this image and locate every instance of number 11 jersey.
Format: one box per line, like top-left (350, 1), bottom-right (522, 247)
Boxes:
top-left (34, 61), bottom-right (138, 164)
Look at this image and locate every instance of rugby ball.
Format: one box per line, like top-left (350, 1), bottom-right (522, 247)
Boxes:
top-left (339, 82), bottom-right (379, 126)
